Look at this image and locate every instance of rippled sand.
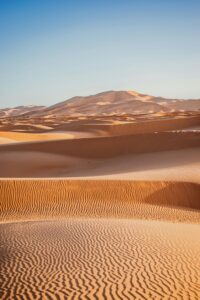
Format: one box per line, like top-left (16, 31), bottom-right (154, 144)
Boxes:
top-left (1, 219), bottom-right (200, 299)
top-left (1, 180), bottom-right (200, 223)
top-left (0, 179), bottom-right (200, 298)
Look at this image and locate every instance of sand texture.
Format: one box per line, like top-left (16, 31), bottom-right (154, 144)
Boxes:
top-left (0, 180), bottom-right (200, 224)
top-left (1, 219), bottom-right (200, 299)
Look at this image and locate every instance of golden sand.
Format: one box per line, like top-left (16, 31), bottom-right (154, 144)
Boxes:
top-left (0, 179), bottom-right (200, 298)
top-left (1, 180), bottom-right (200, 223)
top-left (0, 105), bottom-right (200, 299)
top-left (1, 218), bottom-right (200, 299)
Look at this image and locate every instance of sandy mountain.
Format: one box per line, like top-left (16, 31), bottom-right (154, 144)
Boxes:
top-left (0, 105), bottom-right (45, 118)
top-left (29, 90), bottom-right (200, 116)
top-left (1, 90), bottom-right (200, 118)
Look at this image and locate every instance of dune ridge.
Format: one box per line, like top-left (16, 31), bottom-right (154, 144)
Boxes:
top-left (0, 131), bottom-right (199, 159)
top-left (106, 114), bottom-right (200, 136)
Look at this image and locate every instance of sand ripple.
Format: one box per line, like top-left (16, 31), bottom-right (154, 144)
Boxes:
top-left (0, 219), bottom-right (200, 299)
top-left (1, 180), bottom-right (200, 223)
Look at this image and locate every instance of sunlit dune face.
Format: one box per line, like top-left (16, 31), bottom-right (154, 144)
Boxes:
top-left (127, 91), bottom-right (152, 102)
top-left (127, 90), bottom-right (140, 97)
top-left (159, 102), bottom-right (167, 105)
top-left (0, 137), bottom-right (15, 144)
top-left (153, 111), bottom-right (166, 117)
top-left (77, 117), bottom-right (87, 120)
top-left (97, 101), bottom-right (110, 106)
top-left (0, 131), bottom-right (75, 143)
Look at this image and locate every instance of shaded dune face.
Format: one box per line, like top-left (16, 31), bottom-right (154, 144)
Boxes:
top-left (0, 131), bottom-right (199, 178)
top-left (1, 180), bottom-right (200, 223)
top-left (0, 131), bottom-right (199, 159)
top-left (1, 219), bottom-right (200, 299)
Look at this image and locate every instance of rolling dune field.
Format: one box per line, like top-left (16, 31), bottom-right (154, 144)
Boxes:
top-left (0, 91), bottom-right (200, 299)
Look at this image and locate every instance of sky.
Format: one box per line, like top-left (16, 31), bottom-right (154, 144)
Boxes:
top-left (0, 0), bottom-right (200, 108)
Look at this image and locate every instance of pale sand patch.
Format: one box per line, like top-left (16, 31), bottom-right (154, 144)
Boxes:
top-left (0, 137), bottom-right (16, 144)
top-left (0, 131), bottom-right (74, 143)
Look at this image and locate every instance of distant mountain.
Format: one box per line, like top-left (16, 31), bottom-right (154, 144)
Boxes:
top-left (1, 91), bottom-right (200, 118)
top-left (0, 105), bottom-right (45, 118)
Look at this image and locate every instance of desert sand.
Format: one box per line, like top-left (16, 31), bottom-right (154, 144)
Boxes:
top-left (1, 219), bottom-right (200, 299)
top-left (0, 90), bottom-right (200, 299)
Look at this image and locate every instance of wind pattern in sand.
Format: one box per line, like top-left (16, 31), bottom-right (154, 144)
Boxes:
top-left (1, 219), bottom-right (200, 299)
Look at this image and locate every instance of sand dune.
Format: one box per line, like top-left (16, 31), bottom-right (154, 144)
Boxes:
top-left (6, 90), bottom-right (198, 117)
top-left (0, 130), bottom-right (199, 178)
top-left (106, 114), bottom-right (200, 135)
top-left (0, 131), bottom-right (199, 158)
top-left (0, 147), bottom-right (199, 182)
top-left (45, 113), bottom-right (200, 136)
top-left (67, 148), bottom-right (200, 183)
top-left (0, 113), bottom-right (199, 145)
top-left (0, 105), bottom-right (45, 118)
top-left (1, 180), bottom-right (200, 223)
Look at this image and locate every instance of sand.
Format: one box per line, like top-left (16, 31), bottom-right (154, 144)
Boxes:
top-left (1, 219), bottom-right (200, 299)
top-left (0, 131), bottom-right (74, 142)
top-left (0, 121), bottom-right (199, 178)
top-left (66, 148), bottom-right (200, 183)
top-left (1, 180), bottom-right (200, 223)
top-left (1, 178), bottom-right (200, 298)
top-left (0, 93), bottom-right (200, 299)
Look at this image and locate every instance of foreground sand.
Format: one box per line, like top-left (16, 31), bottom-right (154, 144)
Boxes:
top-left (1, 218), bottom-right (200, 299)
top-left (0, 180), bottom-right (200, 298)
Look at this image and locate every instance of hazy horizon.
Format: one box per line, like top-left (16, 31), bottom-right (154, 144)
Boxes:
top-left (1, 0), bottom-right (200, 108)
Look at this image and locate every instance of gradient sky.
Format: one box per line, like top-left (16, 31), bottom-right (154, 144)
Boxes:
top-left (1, 0), bottom-right (200, 108)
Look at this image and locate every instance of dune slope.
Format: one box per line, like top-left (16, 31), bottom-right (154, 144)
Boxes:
top-left (1, 180), bottom-right (200, 223)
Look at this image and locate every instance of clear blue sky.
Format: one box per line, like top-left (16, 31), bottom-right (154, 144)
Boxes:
top-left (0, 0), bottom-right (200, 108)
